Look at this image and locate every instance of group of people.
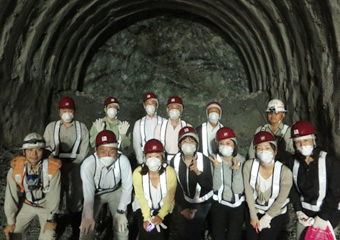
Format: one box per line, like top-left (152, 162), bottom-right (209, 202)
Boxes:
top-left (3, 93), bottom-right (340, 240)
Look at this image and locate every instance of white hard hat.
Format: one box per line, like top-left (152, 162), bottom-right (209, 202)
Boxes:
top-left (265, 99), bottom-right (287, 113)
top-left (21, 133), bottom-right (46, 150)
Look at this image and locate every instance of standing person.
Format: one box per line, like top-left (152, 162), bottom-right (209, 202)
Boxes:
top-left (154, 96), bottom-right (191, 163)
top-left (133, 139), bottom-right (177, 240)
top-left (196, 101), bottom-right (223, 157)
top-left (90, 97), bottom-right (130, 151)
top-left (170, 126), bottom-right (213, 240)
top-left (4, 133), bottom-right (61, 240)
top-left (133, 92), bottom-right (165, 165)
top-left (289, 121), bottom-right (340, 240)
top-left (44, 96), bottom-right (90, 238)
top-left (248, 99), bottom-right (294, 164)
top-left (208, 127), bottom-right (245, 240)
top-left (79, 130), bottom-right (132, 240)
top-left (243, 131), bottom-right (292, 240)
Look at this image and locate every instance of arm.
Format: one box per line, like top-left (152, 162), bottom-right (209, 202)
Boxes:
top-left (196, 155), bottom-right (212, 191)
top-left (232, 156), bottom-right (245, 194)
top-left (4, 169), bottom-right (19, 225)
top-left (89, 123), bottom-right (98, 149)
top-left (284, 127), bottom-right (295, 154)
top-left (81, 158), bottom-right (96, 219)
top-left (45, 170), bottom-right (61, 221)
top-left (43, 122), bottom-right (55, 153)
top-left (118, 155), bottom-right (133, 212)
top-left (133, 120), bottom-right (144, 164)
top-left (74, 123), bottom-right (90, 164)
top-left (158, 167), bottom-right (177, 219)
top-left (212, 164), bottom-right (223, 191)
top-left (243, 160), bottom-right (258, 220)
top-left (132, 167), bottom-right (151, 221)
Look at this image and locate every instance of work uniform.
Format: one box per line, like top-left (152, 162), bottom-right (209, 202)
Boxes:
top-left (80, 152), bottom-right (132, 240)
top-left (196, 122), bottom-right (223, 157)
top-left (4, 156), bottom-right (61, 240)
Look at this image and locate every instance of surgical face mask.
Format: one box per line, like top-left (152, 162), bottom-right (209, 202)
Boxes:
top-left (181, 143), bottom-right (196, 155)
top-left (257, 150), bottom-right (274, 165)
top-left (145, 105), bottom-right (156, 115)
top-left (208, 112), bottom-right (219, 124)
top-left (169, 109), bottom-right (180, 120)
top-left (146, 157), bottom-right (162, 172)
top-left (219, 145), bottom-right (234, 157)
top-left (99, 156), bottom-right (115, 167)
top-left (62, 112), bottom-right (74, 123)
top-left (106, 108), bottom-right (117, 119)
top-left (297, 145), bottom-right (314, 157)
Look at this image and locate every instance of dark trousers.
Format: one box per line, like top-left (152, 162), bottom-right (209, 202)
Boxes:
top-left (136, 209), bottom-right (168, 240)
top-left (211, 201), bottom-right (245, 240)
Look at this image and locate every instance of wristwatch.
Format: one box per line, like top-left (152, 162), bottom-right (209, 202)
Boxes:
top-left (117, 209), bottom-right (125, 214)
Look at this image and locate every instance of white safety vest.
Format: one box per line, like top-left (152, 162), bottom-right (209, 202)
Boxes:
top-left (250, 160), bottom-right (289, 213)
top-left (213, 155), bottom-right (245, 207)
top-left (140, 116), bottom-right (163, 150)
top-left (173, 152), bottom-right (213, 203)
top-left (201, 122), bottom-right (223, 157)
top-left (53, 120), bottom-right (82, 159)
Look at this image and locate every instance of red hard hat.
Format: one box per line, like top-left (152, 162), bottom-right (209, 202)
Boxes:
top-left (144, 139), bottom-right (164, 154)
top-left (96, 130), bottom-right (117, 147)
top-left (59, 97), bottom-right (75, 110)
top-left (167, 96), bottom-right (183, 106)
top-left (178, 126), bottom-right (199, 144)
top-left (144, 92), bottom-right (157, 102)
top-left (216, 127), bottom-right (236, 143)
top-left (104, 97), bottom-right (120, 108)
top-left (253, 131), bottom-right (276, 146)
top-left (291, 121), bottom-right (316, 138)
top-left (206, 101), bottom-right (222, 114)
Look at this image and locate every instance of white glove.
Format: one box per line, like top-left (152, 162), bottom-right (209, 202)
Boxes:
top-left (296, 211), bottom-right (314, 227)
top-left (93, 119), bottom-right (105, 132)
top-left (114, 213), bottom-right (128, 232)
top-left (259, 214), bottom-right (272, 231)
top-left (118, 121), bottom-right (130, 135)
top-left (155, 222), bottom-right (168, 232)
top-left (79, 218), bottom-right (96, 234)
top-left (313, 216), bottom-right (328, 230)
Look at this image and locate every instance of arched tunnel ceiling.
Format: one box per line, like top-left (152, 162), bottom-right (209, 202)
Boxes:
top-left (0, 0), bottom-right (340, 154)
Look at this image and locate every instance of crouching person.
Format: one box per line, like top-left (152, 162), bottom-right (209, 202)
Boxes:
top-left (4, 133), bottom-right (61, 240)
top-left (79, 130), bottom-right (132, 240)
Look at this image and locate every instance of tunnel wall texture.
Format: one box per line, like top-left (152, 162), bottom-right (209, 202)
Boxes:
top-left (0, 0), bottom-right (340, 155)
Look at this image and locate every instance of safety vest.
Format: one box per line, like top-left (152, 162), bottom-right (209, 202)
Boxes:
top-left (259, 124), bottom-right (289, 137)
top-left (160, 119), bottom-right (187, 149)
top-left (53, 120), bottom-right (82, 159)
top-left (93, 154), bottom-right (121, 195)
top-left (11, 156), bottom-right (61, 206)
top-left (201, 122), bottom-right (223, 157)
top-left (213, 154), bottom-right (245, 207)
top-left (173, 152), bottom-right (213, 203)
top-left (140, 116), bottom-right (163, 150)
top-left (250, 160), bottom-right (289, 213)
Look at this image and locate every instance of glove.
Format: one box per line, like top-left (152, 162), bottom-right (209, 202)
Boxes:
top-left (79, 218), bottom-right (95, 235)
top-left (155, 222), bottom-right (168, 232)
top-left (114, 213), bottom-right (128, 232)
top-left (118, 121), bottom-right (130, 135)
top-left (93, 119), bottom-right (105, 132)
top-left (259, 214), bottom-right (272, 231)
top-left (296, 211), bottom-right (314, 227)
top-left (313, 216), bottom-right (328, 230)
top-left (4, 224), bottom-right (15, 240)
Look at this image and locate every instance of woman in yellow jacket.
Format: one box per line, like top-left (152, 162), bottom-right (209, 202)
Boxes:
top-left (133, 139), bottom-right (177, 240)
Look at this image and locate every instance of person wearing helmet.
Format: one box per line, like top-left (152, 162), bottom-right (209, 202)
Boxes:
top-left (243, 131), bottom-right (292, 240)
top-left (248, 99), bottom-right (294, 164)
top-left (196, 101), bottom-right (224, 157)
top-left (170, 126), bottom-right (213, 240)
top-left (43, 96), bottom-right (90, 238)
top-left (90, 96), bottom-right (131, 150)
top-left (4, 133), bottom-right (61, 240)
top-left (208, 127), bottom-right (245, 240)
top-left (133, 93), bottom-right (166, 165)
top-left (289, 121), bottom-right (340, 240)
top-left (79, 130), bottom-right (132, 240)
top-left (132, 139), bottom-right (177, 240)
top-left (154, 96), bottom-right (192, 163)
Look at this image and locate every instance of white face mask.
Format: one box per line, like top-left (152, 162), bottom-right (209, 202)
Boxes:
top-left (99, 156), bottom-right (115, 167)
top-left (298, 145), bottom-right (314, 157)
top-left (145, 105), bottom-right (156, 116)
top-left (181, 143), bottom-right (196, 155)
top-left (257, 151), bottom-right (274, 165)
top-left (106, 108), bottom-right (118, 119)
top-left (169, 109), bottom-right (181, 120)
top-left (219, 145), bottom-right (234, 157)
top-left (208, 112), bottom-right (219, 124)
top-left (146, 157), bottom-right (162, 172)
top-left (62, 112), bottom-right (74, 123)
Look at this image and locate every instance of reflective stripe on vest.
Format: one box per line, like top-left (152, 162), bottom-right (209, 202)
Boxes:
top-left (53, 120), bottom-right (82, 159)
top-left (201, 122), bottom-right (223, 157)
top-left (173, 152), bottom-right (213, 203)
top-left (293, 151), bottom-right (327, 212)
top-left (250, 160), bottom-right (289, 211)
top-left (160, 120), bottom-right (187, 148)
top-left (140, 116), bottom-right (163, 150)
top-left (213, 154), bottom-right (245, 207)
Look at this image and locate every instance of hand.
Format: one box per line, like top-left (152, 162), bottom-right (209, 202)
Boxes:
top-left (114, 213), bottom-right (128, 232)
top-left (296, 211), bottom-right (314, 227)
top-left (143, 221), bottom-right (150, 232)
top-left (79, 218), bottom-right (95, 235)
top-left (259, 214), bottom-right (272, 231)
top-left (93, 119), bottom-right (105, 132)
top-left (151, 216), bottom-right (167, 232)
top-left (208, 154), bottom-right (222, 168)
top-left (180, 208), bottom-right (197, 220)
top-left (118, 121), bottom-right (130, 135)
top-left (250, 218), bottom-right (259, 230)
top-left (231, 157), bottom-right (241, 171)
top-left (189, 158), bottom-right (202, 176)
top-left (43, 222), bottom-right (57, 233)
top-left (313, 216), bottom-right (328, 230)
top-left (4, 224), bottom-right (15, 240)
